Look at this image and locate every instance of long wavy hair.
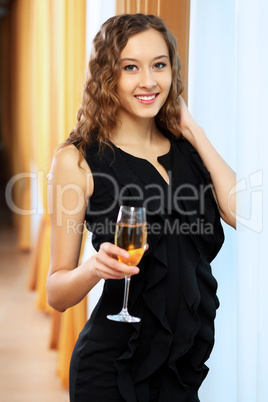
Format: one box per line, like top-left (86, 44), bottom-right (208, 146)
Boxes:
top-left (64, 13), bottom-right (184, 161)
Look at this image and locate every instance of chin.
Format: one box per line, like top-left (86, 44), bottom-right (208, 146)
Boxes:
top-left (135, 108), bottom-right (161, 119)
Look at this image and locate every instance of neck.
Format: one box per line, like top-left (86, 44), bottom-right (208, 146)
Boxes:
top-left (111, 115), bottom-right (159, 146)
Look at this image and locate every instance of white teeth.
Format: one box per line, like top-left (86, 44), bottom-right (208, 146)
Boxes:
top-left (136, 95), bottom-right (156, 101)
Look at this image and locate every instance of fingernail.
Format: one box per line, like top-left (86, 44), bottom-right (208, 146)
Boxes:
top-left (133, 267), bottom-right (139, 274)
top-left (123, 251), bottom-right (130, 258)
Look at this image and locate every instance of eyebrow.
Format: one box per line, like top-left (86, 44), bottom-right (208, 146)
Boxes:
top-left (120, 55), bottom-right (169, 62)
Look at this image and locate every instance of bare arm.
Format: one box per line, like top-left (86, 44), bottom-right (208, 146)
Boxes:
top-left (46, 145), bottom-right (139, 312)
top-left (176, 97), bottom-right (236, 229)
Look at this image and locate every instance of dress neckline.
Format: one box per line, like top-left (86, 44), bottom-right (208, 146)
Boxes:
top-left (108, 139), bottom-right (172, 186)
top-left (113, 141), bottom-right (171, 161)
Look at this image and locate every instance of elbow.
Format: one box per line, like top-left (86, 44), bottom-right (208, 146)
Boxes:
top-left (226, 216), bottom-right (236, 230)
top-left (220, 210), bottom-right (236, 229)
top-left (47, 300), bottom-right (66, 313)
top-left (46, 277), bottom-right (67, 313)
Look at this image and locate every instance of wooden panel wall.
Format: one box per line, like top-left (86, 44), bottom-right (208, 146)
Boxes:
top-left (116, 0), bottom-right (190, 103)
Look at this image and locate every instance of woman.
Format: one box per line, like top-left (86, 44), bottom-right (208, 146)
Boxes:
top-left (47, 13), bottom-right (236, 402)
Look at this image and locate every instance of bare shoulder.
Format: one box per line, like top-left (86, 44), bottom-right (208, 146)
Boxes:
top-left (51, 144), bottom-right (89, 170)
top-left (49, 144), bottom-right (93, 197)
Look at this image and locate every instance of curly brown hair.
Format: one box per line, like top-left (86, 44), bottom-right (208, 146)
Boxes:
top-left (64, 13), bottom-right (184, 160)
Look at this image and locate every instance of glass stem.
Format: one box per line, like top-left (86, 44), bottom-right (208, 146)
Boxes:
top-left (122, 276), bottom-right (131, 314)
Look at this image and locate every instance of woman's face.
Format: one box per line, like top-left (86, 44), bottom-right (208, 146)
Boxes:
top-left (116, 29), bottom-right (172, 123)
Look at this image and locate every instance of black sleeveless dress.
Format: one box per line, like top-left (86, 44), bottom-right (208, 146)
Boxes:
top-left (69, 136), bottom-right (224, 402)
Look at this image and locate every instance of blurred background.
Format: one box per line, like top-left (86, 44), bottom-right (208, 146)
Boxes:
top-left (0, 0), bottom-right (267, 401)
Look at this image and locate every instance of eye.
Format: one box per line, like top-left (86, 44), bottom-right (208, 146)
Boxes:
top-left (123, 64), bottom-right (138, 72)
top-left (154, 62), bottom-right (167, 69)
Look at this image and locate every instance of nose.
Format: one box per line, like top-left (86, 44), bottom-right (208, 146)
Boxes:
top-left (139, 68), bottom-right (157, 89)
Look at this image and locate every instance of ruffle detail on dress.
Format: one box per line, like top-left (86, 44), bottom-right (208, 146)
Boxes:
top-left (114, 224), bottom-right (217, 401)
top-left (114, 225), bottom-right (173, 401)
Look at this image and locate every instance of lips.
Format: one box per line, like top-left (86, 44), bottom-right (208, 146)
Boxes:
top-left (134, 93), bottom-right (159, 104)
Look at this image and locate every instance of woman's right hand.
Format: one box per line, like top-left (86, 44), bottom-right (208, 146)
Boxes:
top-left (91, 242), bottom-right (140, 280)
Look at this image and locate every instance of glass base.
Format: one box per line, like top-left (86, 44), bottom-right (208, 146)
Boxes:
top-left (107, 311), bottom-right (141, 323)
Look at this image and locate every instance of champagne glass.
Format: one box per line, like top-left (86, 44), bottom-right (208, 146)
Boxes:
top-left (107, 206), bottom-right (147, 323)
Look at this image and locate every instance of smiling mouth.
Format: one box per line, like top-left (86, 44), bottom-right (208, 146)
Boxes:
top-left (134, 94), bottom-right (159, 103)
top-left (135, 94), bottom-right (156, 101)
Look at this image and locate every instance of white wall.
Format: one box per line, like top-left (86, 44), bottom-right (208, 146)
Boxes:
top-left (188, 1), bottom-right (237, 401)
top-left (86, 0), bottom-right (116, 61)
top-left (236, 1), bottom-right (268, 401)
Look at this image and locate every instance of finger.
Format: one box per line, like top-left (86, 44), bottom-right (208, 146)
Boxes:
top-left (100, 242), bottom-right (130, 259)
top-left (95, 252), bottom-right (139, 278)
top-left (96, 263), bottom-right (139, 280)
top-left (95, 261), bottom-right (125, 280)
